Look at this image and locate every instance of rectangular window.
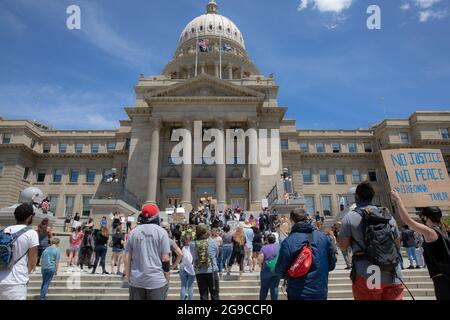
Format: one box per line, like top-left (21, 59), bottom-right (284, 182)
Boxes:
top-left (37, 169), bottom-right (46, 182)
top-left (86, 169), bottom-right (96, 183)
top-left (23, 167), bottom-right (30, 180)
top-left (363, 142), bottom-right (372, 153)
top-left (440, 128), bottom-right (450, 140)
top-left (281, 139), bottom-right (288, 150)
top-left (59, 143), bottom-right (67, 154)
top-left (299, 142), bottom-right (309, 153)
top-left (107, 141), bottom-right (116, 152)
top-left (348, 142), bottom-right (357, 153)
top-left (319, 169), bottom-right (329, 183)
top-left (316, 143), bottom-right (325, 153)
top-left (305, 196), bottom-right (315, 216)
top-left (352, 169), bottom-right (361, 183)
top-left (399, 132), bottom-right (410, 144)
top-left (0, 162), bottom-right (4, 177)
top-left (321, 195), bottom-right (332, 217)
top-left (69, 169), bottom-right (79, 183)
top-left (91, 143), bottom-right (100, 154)
top-left (30, 139), bottom-right (36, 149)
top-left (53, 169), bottom-right (63, 183)
top-left (368, 169), bottom-right (377, 182)
top-left (43, 143), bottom-right (51, 153)
top-left (82, 196), bottom-right (91, 217)
top-left (332, 143), bottom-right (341, 153)
top-left (48, 196), bottom-right (58, 214)
top-left (2, 133), bottom-right (12, 144)
top-left (302, 169), bottom-right (312, 183)
top-left (335, 169), bottom-right (345, 183)
top-left (65, 196), bottom-right (75, 218)
top-left (75, 143), bottom-right (83, 154)
top-left (125, 138), bottom-right (131, 151)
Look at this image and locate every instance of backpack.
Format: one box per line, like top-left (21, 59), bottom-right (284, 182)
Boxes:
top-left (354, 207), bottom-right (399, 272)
top-left (195, 240), bottom-right (210, 269)
top-left (264, 247), bottom-right (280, 274)
top-left (0, 226), bottom-right (32, 272)
top-left (287, 232), bottom-right (314, 278)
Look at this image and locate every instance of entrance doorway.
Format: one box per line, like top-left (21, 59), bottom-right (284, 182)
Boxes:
top-left (167, 196), bottom-right (180, 209)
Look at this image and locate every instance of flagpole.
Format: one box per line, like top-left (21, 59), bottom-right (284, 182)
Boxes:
top-left (195, 27), bottom-right (199, 77)
top-left (219, 34), bottom-right (222, 79)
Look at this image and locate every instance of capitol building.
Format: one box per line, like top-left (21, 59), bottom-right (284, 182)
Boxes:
top-left (0, 1), bottom-right (449, 224)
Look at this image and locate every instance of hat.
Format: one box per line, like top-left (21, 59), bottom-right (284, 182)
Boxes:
top-left (420, 207), bottom-right (442, 223)
top-left (139, 204), bottom-right (160, 224)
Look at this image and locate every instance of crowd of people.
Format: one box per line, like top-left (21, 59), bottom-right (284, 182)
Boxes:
top-left (0, 181), bottom-right (449, 301)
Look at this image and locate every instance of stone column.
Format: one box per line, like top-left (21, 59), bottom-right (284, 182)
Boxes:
top-left (228, 63), bottom-right (233, 80)
top-left (214, 62), bottom-right (219, 78)
top-left (146, 118), bottom-right (161, 204)
top-left (248, 118), bottom-right (261, 210)
top-left (181, 120), bottom-right (193, 212)
top-left (200, 63), bottom-right (206, 75)
top-left (216, 120), bottom-right (226, 209)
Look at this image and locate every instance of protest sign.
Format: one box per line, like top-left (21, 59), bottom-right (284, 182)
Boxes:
top-left (261, 198), bottom-right (269, 209)
top-left (381, 149), bottom-right (450, 207)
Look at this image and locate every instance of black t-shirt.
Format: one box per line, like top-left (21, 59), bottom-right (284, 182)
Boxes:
top-left (112, 232), bottom-right (125, 249)
top-left (94, 231), bottom-right (109, 247)
top-left (423, 228), bottom-right (450, 278)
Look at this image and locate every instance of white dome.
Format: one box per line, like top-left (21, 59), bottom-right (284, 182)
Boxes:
top-left (178, 8), bottom-right (245, 49)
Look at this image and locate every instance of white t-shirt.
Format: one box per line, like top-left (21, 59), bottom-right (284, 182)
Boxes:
top-left (181, 246), bottom-right (195, 276)
top-left (0, 225), bottom-right (39, 285)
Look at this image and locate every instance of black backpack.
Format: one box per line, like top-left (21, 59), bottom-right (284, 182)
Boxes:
top-left (354, 207), bottom-right (399, 272)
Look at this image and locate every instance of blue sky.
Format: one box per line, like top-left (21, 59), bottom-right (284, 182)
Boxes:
top-left (0, 0), bottom-right (449, 130)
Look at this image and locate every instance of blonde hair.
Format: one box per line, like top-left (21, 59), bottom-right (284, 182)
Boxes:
top-left (233, 227), bottom-right (245, 246)
top-left (100, 227), bottom-right (109, 238)
top-left (51, 237), bottom-right (60, 245)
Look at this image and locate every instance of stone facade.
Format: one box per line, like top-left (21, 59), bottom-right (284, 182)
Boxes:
top-left (1, 1), bottom-right (449, 221)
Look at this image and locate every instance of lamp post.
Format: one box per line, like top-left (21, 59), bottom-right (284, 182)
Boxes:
top-left (104, 168), bottom-right (120, 199)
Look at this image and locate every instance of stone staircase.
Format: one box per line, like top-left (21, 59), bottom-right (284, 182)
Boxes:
top-left (27, 252), bottom-right (436, 300)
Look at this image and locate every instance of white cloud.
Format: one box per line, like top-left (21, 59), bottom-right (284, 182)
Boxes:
top-left (419, 9), bottom-right (448, 22)
top-left (413, 0), bottom-right (441, 9)
top-left (0, 9), bottom-right (27, 34)
top-left (298, 0), bottom-right (353, 14)
top-left (400, 3), bottom-right (411, 11)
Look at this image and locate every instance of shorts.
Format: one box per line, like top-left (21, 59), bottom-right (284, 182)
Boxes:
top-left (112, 247), bottom-right (124, 253)
top-left (352, 275), bottom-right (404, 300)
top-left (0, 284), bottom-right (27, 300)
top-left (67, 246), bottom-right (80, 256)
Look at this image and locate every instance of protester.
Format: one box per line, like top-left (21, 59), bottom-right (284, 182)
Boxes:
top-left (79, 228), bottom-right (95, 271)
top-left (192, 224), bottom-right (220, 300)
top-left (39, 197), bottom-right (50, 214)
top-left (100, 216), bottom-right (108, 229)
top-left (221, 225), bottom-right (233, 275)
top-left (124, 204), bottom-right (171, 300)
top-left (161, 222), bottom-right (183, 271)
top-left (67, 226), bottom-right (84, 268)
top-left (36, 218), bottom-right (52, 266)
top-left (415, 233), bottom-right (426, 268)
top-left (401, 225), bottom-right (421, 269)
top-left (211, 228), bottom-right (223, 274)
top-left (92, 227), bottom-right (109, 274)
top-left (338, 182), bottom-right (404, 300)
top-left (111, 226), bottom-right (125, 275)
top-left (258, 234), bottom-right (280, 300)
top-left (391, 191), bottom-right (450, 300)
top-left (243, 222), bottom-right (254, 272)
top-left (276, 208), bottom-right (336, 300)
top-left (39, 237), bottom-right (60, 300)
top-left (278, 219), bottom-right (290, 243)
top-left (179, 233), bottom-right (196, 300)
top-left (332, 222), bottom-right (352, 270)
top-left (0, 203), bottom-right (39, 300)
top-left (315, 211), bottom-right (322, 230)
top-left (64, 213), bottom-right (73, 232)
top-left (227, 227), bottom-right (246, 280)
top-left (85, 218), bottom-right (94, 230)
top-left (112, 212), bottom-right (121, 231)
top-left (252, 227), bottom-right (263, 273)
top-left (173, 224), bottom-right (182, 248)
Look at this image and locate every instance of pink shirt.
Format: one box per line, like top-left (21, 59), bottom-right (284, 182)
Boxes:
top-left (70, 232), bottom-right (84, 247)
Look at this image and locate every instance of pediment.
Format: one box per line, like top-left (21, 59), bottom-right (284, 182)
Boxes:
top-left (145, 74), bottom-right (265, 100)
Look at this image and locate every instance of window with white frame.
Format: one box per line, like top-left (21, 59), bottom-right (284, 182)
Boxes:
top-left (352, 169), bottom-right (361, 183)
top-left (305, 195), bottom-right (315, 216)
top-left (75, 143), bottom-right (83, 154)
top-left (53, 169), bottom-right (63, 183)
top-left (299, 142), bottom-right (309, 153)
top-left (332, 143), bottom-right (341, 153)
top-left (59, 143), bottom-right (67, 154)
top-left (321, 195), bottom-right (332, 217)
top-left (335, 169), bottom-right (345, 183)
top-left (281, 139), bottom-right (288, 150)
top-left (302, 169), bottom-right (312, 183)
top-left (319, 169), bottom-right (329, 183)
top-left (363, 142), bottom-right (372, 153)
top-left (65, 196), bottom-right (75, 218)
top-left (2, 133), bottom-right (12, 144)
top-left (316, 143), bottom-right (325, 153)
top-left (348, 142), bottom-right (357, 153)
top-left (399, 132), bottom-right (410, 144)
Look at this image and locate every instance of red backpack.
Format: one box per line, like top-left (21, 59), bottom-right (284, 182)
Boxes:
top-left (287, 232), bottom-right (314, 278)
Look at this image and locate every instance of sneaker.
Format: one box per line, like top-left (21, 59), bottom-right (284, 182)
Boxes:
top-left (116, 272), bottom-right (123, 276)
top-left (407, 266), bottom-right (414, 269)
top-left (416, 266), bottom-right (421, 269)
top-left (103, 271), bottom-right (110, 275)
top-left (345, 267), bottom-right (351, 270)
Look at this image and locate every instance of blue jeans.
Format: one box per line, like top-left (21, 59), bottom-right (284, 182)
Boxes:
top-left (217, 247), bottom-right (223, 273)
top-left (406, 247), bottom-right (418, 267)
top-left (40, 269), bottom-right (55, 300)
top-left (259, 269), bottom-right (280, 300)
top-left (93, 246), bottom-right (107, 273)
top-left (222, 245), bottom-right (233, 271)
top-left (179, 269), bottom-right (196, 300)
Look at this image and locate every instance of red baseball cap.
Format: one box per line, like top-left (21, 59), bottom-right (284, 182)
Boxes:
top-left (141, 204), bottom-right (160, 219)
